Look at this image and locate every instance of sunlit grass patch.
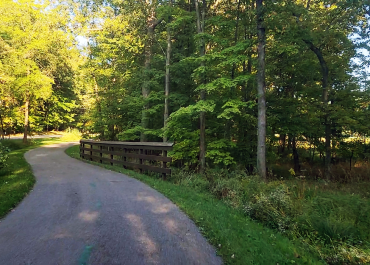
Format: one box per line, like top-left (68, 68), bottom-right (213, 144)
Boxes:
top-left (59, 128), bottom-right (82, 142)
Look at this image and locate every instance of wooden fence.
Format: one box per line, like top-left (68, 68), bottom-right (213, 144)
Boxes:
top-left (80, 140), bottom-right (173, 177)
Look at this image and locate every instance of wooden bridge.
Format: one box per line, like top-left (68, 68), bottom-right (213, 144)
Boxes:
top-left (80, 140), bottom-right (173, 177)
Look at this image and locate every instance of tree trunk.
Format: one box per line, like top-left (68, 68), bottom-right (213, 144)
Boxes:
top-left (108, 124), bottom-right (115, 140)
top-left (93, 77), bottom-right (104, 139)
top-left (303, 40), bottom-right (331, 178)
top-left (279, 134), bottom-right (286, 155)
top-left (23, 95), bottom-right (29, 143)
top-left (292, 136), bottom-right (300, 173)
top-left (141, 15), bottom-right (162, 142)
top-left (163, 0), bottom-right (173, 142)
top-left (256, 0), bottom-right (266, 180)
top-left (141, 28), bottom-right (152, 142)
top-left (0, 112), bottom-right (4, 140)
top-left (225, 0), bottom-right (242, 140)
top-left (311, 140), bottom-right (316, 164)
top-left (195, 0), bottom-right (206, 172)
top-left (287, 134), bottom-right (292, 151)
top-left (44, 103), bottom-right (49, 132)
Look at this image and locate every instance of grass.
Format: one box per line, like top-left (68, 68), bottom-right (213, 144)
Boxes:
top-left (162, 169), bottom-right (370, 264)
top-left (0, 138), bottom-right (73, 219)
top-left (59, 128), bottom-right (83, 142)
top-left (66, 145), bottom-right (322, 264)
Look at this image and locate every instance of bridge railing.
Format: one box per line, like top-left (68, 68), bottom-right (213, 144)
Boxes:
top-left (79, 140), bottom-right (173, 178)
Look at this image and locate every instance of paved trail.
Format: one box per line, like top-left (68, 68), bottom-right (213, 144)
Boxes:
top-left (8, 134), bottom-right (63, 140)
top-left (0, 143), bottom-right (221, 265)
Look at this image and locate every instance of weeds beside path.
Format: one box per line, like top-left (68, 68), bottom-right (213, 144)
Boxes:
top-left (66, 144), bottom-right (322, 264)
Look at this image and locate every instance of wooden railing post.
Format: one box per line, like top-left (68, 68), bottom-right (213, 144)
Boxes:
top-left (80, 142), bottom-right (83, 158)
top-left (162, 150), bottom-right (168, 179)
top-left (123, 148), bottom-right (127, 169)
top-left (89, 144), bottom-right (93, 161)
top-left (108, 146), bottom-right (114, 166)
top-left (139, 148), bottom-right (143, 173)
top-left (99, 145), bottom-right (103, 163)
top-left (110, 146), bottom-right (114, 166)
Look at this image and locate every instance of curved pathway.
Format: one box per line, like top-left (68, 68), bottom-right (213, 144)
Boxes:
top-left (0, 143), bottom-right (221, 265)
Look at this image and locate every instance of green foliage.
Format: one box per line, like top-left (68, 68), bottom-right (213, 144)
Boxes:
top-left (336, 140), bottom-right (370, 164)
top-left (0, 0), bottom-right (83, 135)
top-left (244, 185), bottom-right (294, 234)
top-left (60, 128), bottom-right (82, 142)
top-left (206, 139), bottom-right (236, 166)
top-left (77, 0), bottom-right (370, 175)
top-left (152, 166), bottom-right (370, 264)
top-left (301, 193), bottom-right (370, 242)
top-left (0, 142), bottom-right (10, 169)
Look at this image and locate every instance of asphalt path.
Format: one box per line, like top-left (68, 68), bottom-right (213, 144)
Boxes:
top-left (0, 143), bottom-right (222, 265)
top-left (7, 134), bottom-right (63, 140)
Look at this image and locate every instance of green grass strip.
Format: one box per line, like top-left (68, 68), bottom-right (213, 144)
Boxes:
top-left (66, 145), bottom-right (323, 264)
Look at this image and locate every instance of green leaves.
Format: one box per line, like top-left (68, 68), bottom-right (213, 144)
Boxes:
top-left (0, 0), bottom-right (82, 133)
top-left (207, 139), bottom-right (236, 166)
top-left (0, 143), bottom-right (10, 170)
top-left (73, 0), bottom-right (370, 175)
top-left (218, 100), bottom-right (256, 120)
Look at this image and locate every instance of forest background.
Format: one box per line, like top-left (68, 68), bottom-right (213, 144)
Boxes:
top-left (1, 0), bottom-right (370, 263)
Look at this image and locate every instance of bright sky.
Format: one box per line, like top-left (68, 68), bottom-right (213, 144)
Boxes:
top-left (76, 36), bottom-right (88, 49)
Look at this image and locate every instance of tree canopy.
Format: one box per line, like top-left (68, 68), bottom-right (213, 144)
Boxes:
top-left (0, 0), bottom-right (369, 177)
top-left (0, 0), bottom-right (82, 141)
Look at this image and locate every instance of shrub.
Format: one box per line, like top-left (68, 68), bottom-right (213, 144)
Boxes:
top-left (169, 169), bottom-right (370, 263)
top-left (60, 128), bottom-right (82, 142)
top-left (244, 184), bottom-right (295, 233)
top-left (0, 139), bottom-right (25, 151)
top-left (0, 142), bottom-right (10, 170)
top-left (181, 175), bottom-right (211, 192)
top-left (301, 193), bottom-right (370, 243)
top-left (211, 177), bottom-right (243, 207)
top-left (170, 170), bottom-right (211, 192)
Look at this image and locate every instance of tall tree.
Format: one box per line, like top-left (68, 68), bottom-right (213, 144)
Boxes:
top-left (163, 0), bottom-right (173, 142)
top-left (0, 0), bottom-right (81, 141)
top-left (256, 0), bottom-right (266, 179)
top-left (195, 0), bottom-right (207, 172)
top-left (141, 1), bottom-right (162, 142)
top-left (79, 0), bottom-right (369, 177)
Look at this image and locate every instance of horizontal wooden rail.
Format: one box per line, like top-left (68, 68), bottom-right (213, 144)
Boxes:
top-left (79, 140), bottom-right (173, 177)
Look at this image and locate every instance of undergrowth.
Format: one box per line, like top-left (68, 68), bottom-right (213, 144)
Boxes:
top-left (168, 169), bottom-right (370, 264)
top-left (60, 128), bottom-right (82, 142)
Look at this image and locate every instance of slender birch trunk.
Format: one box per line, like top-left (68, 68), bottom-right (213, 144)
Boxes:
top-left (23, 94), bottom-right (29, 143)
top-left (141, 11), bottom-right (162, 142)
top-left (256, 0), bottom-right (266, 180)
top-left (163, 0), bottom-right (173, 142)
